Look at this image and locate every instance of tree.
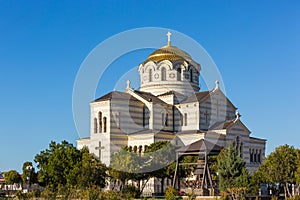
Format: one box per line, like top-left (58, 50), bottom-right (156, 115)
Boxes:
top-left (34, 140), bottom-right (107, 190)
top-left (109, 147), bottom-right (144, 191)
top-left (296, 150), bottom-right (300, 195)
top-left (143, 141), bottom-right (176, 194)
top-left (76, 147), bottom-right (107, 188)
top-left (109, 141), bottom-right (177, 195)
top-left (22, 161), bottom-right (38, 185)
top-left (217, 143), bottom-right (249, 199)
top-left (255, 144), bottom-right (299, 198)
top-left (4, 170), bottom-right (21, 185)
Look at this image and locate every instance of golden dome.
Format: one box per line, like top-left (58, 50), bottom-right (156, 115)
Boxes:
top-left (146, 45), bottom-right (193, 62)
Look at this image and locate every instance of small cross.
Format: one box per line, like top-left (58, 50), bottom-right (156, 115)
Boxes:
top-left (215, 80), bottom-right (219, 89)
top-left (166, 31), bottom-right (171, 46)
top-left (204, 110), bottom-right (209, 125)
top-left (95, 141), bottom-right (105, 161)
top-left (126, 80), bottom-right (131, 89)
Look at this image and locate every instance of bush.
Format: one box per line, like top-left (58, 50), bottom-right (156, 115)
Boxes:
top-left (287, 195), bottom-right (300, 200)
top-left (82, 186), bottom-right (103, 200)
top-left (187, 192), bottom-right (196, 200)
top-left (104, 190), bottom-right (123, 200)
top-left (123, 185), bottom-right (140, 199)
top-left (165, 186), bottom-right (178, 200)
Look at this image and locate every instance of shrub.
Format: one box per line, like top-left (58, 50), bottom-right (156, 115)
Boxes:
top-left (165, 186), bottom-right (178, 200)
top-left (123, 185), bottom-right (140, 199)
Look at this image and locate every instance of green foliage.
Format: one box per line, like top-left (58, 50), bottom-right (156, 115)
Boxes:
top-left (22, 161), bottom-right (38, 184)
top-left (180, 155), bottom-right (198, 177)
top-left (76, 147), bottom-right (107, 188)
top-left (34, 140), bottom-right (107, 190)
top-left (110, 148), bottom-right (142, 185)
top-left (254, 144), bottom-right (299, 198)
top-left (258, 144), bottom-right (298, 184)
top-left (295, 149), bottom-right (300, 185)
top-left (39, 186), bottom-right (129, 200)
top-left (110, 141), bottom-right (177, 195)
top-left (187, 192), bottom-right (196, 200)
top-left (165, 186), bottom-right (178, 200)
top-left (3, 170), bottom-right (21, 184)
top-left (217, 143), bottom-right (249, 193)
top-left (123, 185), bottom-right (140, 199)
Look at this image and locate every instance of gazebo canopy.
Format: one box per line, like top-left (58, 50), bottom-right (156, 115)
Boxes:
top-left (176, 139), bottom-right (222, 155)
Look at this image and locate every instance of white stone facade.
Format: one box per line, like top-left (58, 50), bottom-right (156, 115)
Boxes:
top-left (77, 41), bottom-right (266, 194)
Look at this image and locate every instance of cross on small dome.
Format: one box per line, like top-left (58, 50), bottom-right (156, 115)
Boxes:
top-left (166, 31), bottom-right (171, 46)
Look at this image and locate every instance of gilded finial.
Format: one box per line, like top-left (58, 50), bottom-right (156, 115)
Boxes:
top-left (166, 31), bottom-right (171, 46)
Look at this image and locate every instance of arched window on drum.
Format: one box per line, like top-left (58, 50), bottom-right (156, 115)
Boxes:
top-left (190, 69), bottom-right (193, 82)
top-left (161, 67), bottom-right (166, 81)
top-left (177, 67), bottom-right (181, 81)
top-left (149, 69), bottom-right (153, 82)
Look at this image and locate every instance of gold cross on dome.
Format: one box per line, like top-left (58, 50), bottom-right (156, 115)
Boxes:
top-left (167, 31), bottom-right (171, 46)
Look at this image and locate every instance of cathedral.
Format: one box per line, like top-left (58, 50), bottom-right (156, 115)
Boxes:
top-left (77, 33), bottom-right (266, 195)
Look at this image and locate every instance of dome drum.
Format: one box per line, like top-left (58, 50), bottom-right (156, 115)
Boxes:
top-left (138, 45), bottom-right (201, 97)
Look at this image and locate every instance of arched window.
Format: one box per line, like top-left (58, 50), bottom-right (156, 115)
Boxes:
top-left (129, 146), bottom-right (133, 152)
top-left (190, 70), bottom-right (193, 82)
top-left (250, 148), bottom-right (253, 162)
top-left (114, 112), bottom-right (120, 128)
top-left (94, 118), bottom-right (98, 133)
top-left (143, 105), bottom-right (149, 128)
top-left (165, 113), bottom-right (169, 126)
top-left (258, 150), bottom-right (261, 163)
top-left (143, 106), bottom-right (146, 127)
top-left (254, 149), bottom-right (257, 162)
top-left (161, 67), bottom-right (166, 81)
top-left (236, 136), bottom-right (240, 147)
top-left (180, 113), bottom-right (183, 126)
top-left (103, 117), bottom-right (107, 133)
top-left (240, 142), bottom-right (243, 157)
top-left (149, 69), bottom-right (152, 82)
top-left (133, 146), bottom-right (137, 153)
top-left (98, 112), bottom-right (102, 133)
top-left (138, 145), bottom-right (143, 154)
top-left (177, 68), bottom-right (181, 81)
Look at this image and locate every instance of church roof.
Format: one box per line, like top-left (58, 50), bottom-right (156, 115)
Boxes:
top-left (133, 90), bottom-right (168, 105)
top-left (181, 91), bottom-right (211, 103)
top-left (157, 90), bottom-right (185, 97)
top-left (250, 136), bottom-right (267, 142)
top-left (209, 120), bottom-right (235, 130)
top-left (181, 89), bottom-right (237, 110)
top-left (176, 129), bottom-right (206, 135)
top-left (93, 91), bottom-right (139, 102)
top-left (176, 139), bottom-right (222, 155)
top-left (128, 129), bottom-right (175, 135)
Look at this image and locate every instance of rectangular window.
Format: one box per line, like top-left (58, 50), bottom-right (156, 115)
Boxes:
top-left (184, 113), bottom-right (187, 126)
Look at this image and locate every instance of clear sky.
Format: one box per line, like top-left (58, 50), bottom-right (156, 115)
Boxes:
top-left (0, 0), bottom-right (299, 172)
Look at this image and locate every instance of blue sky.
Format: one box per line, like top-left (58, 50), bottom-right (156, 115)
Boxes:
top-left (0, 1), bottom-right (299, 172)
